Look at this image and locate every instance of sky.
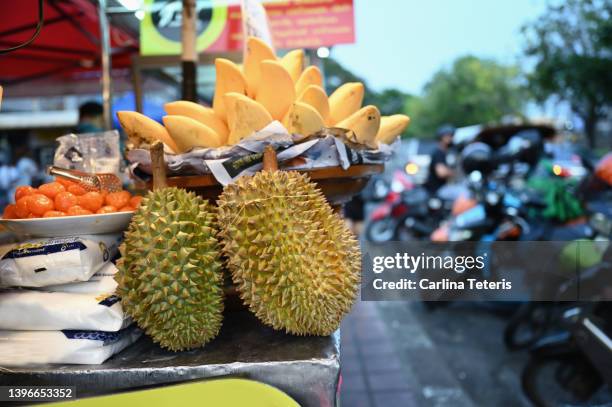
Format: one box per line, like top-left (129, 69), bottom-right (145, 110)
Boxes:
top-left (331, 0), bottom-right (547, 96)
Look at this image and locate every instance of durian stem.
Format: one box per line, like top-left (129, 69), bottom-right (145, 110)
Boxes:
top-left (151, 141), bottom-right (168, 191)
top-left (262, 145), bottom-right (278, 172)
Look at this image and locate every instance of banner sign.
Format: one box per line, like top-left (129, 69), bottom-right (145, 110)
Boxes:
top-left (140, 0), bottom-right (355, 55)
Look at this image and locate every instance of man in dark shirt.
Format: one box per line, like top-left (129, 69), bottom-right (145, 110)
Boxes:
top-left (74, 101), bottom-right (104, 134)
top-left (425, 125), bottom-right (455, 193)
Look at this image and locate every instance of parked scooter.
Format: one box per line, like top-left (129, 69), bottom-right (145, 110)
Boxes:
top-left (431, 138), bottom-right (546, 243)
top-left (521, 301), bottom-right (612, 407)
top-left (504, 154), bottom-right (612, 351)
top-left (365, 170), bottom-right (413, 242)
top-left (510, 154), bottom-right (612, 405)
top-left (365, 176), bottom-right (455, 242)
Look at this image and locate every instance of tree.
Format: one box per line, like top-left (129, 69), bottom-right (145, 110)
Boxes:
top-left (406, 56), bottom-right (527, 138)
top-left (522, 0), bottom-right (612, 147)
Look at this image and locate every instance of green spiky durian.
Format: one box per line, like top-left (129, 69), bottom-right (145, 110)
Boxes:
top-left (116, 187), bottom-right (224, 351)
top-left (217, 170), bottom-right (361, 336)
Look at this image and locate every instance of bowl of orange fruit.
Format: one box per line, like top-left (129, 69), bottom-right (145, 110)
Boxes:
top-left (0, 178), bottom-right (142, 237)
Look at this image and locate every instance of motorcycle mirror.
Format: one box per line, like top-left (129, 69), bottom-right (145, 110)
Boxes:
top-left (469, 171), bottom-right (483, 184)
top-left (486, 191), bottom-right (500, 206)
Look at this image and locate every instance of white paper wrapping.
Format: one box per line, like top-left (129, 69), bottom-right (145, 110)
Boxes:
top-left (127, 122), bottom-right (394, 184)
top-left (0, 326), bottom-right (141, 366)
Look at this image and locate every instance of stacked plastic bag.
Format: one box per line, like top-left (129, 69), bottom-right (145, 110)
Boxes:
top-left (0, 234), bottom-right (141, 366)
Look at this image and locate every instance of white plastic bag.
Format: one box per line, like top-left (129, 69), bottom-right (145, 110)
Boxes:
top-left (0, 234), bottom-right (121, 288)
top-left (40, 262), bottom-right (118, 295)
top-left (0, 290), bottom-right (129, 331)
top-left (53, 130), bottom-right (121, 176)
top-left (0, 326), bottom-right (141, 366)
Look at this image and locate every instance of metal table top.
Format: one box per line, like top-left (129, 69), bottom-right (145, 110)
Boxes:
top-left (0, 310), bottom-right (341, 407)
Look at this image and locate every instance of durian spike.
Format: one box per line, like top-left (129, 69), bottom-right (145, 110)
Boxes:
top-left (262, 145), bottom-right (278, 172)
top-left (150, 141), bottom-right (168, 191)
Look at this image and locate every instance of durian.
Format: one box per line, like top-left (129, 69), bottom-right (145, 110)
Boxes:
top-left (116, 143), bottom-right (224, 351)
top-left (217, 147), bottom-right (361, 336)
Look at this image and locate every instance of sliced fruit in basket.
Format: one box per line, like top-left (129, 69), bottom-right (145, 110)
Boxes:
top-left (255, 60), bottom-right (295, 121)
top-left (243, 36), bottom-right (277, 98)
top-left (336, 105), bottom-right (381, 148)
top-left (212, 58), bottom-right (247, 122)
top-left (115, 36), bottom-right (406, 153)
top-left (295, 65), bottom-right (323, 97)
top-left (296, 85), bottom-right (330, 125)
top-left (163, 115), bottom-right (224, 152)
top-left (280, 49), bottom-right (304, 82)
top-left (164, 100), bottom-right (229, 142)
top-left (117, 111), bottom-right (179, 153)
top-left (225, 92), bottom-right (273, 145)
top-left (283, 101), bottom-right (325, 137)
top-left (328, 82), bottom-right (365, 124)
top-left (376, 114), bottom-right (411, 144)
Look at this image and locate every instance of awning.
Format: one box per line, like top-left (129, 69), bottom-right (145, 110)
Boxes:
top-left (0, 0), bottom-right (138, 86)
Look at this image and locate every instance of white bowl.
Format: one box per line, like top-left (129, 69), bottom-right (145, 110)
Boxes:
top-left (0, 211), bottom-right (134, 238)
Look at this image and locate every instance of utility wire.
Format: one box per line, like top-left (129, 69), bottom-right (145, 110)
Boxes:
top-left (0, 0), bottom-right (45, 55)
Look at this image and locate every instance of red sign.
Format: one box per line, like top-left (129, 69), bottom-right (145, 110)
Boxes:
top-left (210, 0), bottom-right (355, 51)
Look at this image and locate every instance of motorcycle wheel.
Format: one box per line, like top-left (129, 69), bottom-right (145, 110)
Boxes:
top-left (504, 303), bottom-right (551, 351)
top-left (522, 352), bottom-right (602, 407)
top-left (365, 218), bottom-right (397, 242)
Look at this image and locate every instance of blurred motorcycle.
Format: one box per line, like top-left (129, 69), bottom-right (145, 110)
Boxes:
top-left (505, 154), bottom-right (612, 351)
top-left (364, 170), bottom-right (413, 242)
top-left (365, 170), bottom-right (456, 242)
top-left (521, 301), bottom-right (612, 407)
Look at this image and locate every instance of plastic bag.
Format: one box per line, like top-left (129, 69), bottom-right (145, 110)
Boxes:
top-left (53, 130), bottom-right (121, 176)
top-left (0, 234), bottom-right (121, 288)
top-left (39, 262), bottom-right (118, 295)
top-left (0, 290), bottom-right (130, 331)
top-left (0, 326), bottom-right (141, 366)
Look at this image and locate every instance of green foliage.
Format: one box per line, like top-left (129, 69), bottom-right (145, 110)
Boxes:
top-left (522, 0), bottom-right (612, 147)
top-left (406, 56), bottom-right (526, 138)
top-left (323, 55), bottom-right (526, 139)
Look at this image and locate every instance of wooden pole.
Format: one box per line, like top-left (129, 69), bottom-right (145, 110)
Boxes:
top-left (262, 145), bottom-right (278, 172)
top-left (98, 0), bottom-right (113, 130)
top-left (150, 142), bottom-right (167, 191)
top-left (181, 0), bottom-right (197, 101)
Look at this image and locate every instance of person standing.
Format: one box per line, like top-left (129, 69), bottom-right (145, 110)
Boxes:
top-left (75, 101), bottom-right (104, 133)
top-left (425, 125), bottom-right (455, 194)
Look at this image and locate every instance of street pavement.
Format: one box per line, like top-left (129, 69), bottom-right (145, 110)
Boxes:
top-left (339, 301), bottom-right (531, 407)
